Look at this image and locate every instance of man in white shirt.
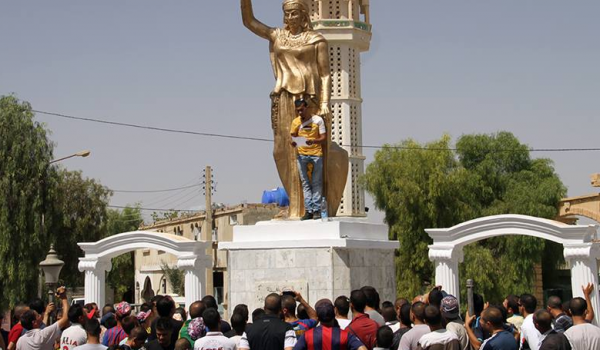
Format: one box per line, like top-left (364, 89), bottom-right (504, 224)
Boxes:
top-left (194, 308), bottom-right (237, 350)
top-left (519, 294), bottom-right (541, 350)
top-left (564, 297), bottom-right (600, 350)
top-left (73, 318), bottom-right (107, 350)
top-left (416, 305), bottom-right (459, 349)
top-left (61, 304), bottom-right (88, 350)
top-left (334, 296), bottom-right (352, 330)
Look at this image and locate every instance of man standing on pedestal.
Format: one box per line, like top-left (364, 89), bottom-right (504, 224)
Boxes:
top-left (291, 98), bottom-right (327, 221)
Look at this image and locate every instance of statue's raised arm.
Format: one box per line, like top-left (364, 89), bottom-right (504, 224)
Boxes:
top-left (241, 0), bottom-right (275, 41)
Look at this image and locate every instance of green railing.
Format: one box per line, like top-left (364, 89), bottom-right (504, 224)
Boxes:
top-left (313, 19), bottom-right (372, 33)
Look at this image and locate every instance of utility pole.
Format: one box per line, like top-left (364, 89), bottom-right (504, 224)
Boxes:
top-left (203, 166), bottom-right (214, 240)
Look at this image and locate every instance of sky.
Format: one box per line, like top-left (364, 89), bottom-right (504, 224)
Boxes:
top-left (1, 1), bottom-right (599, 225)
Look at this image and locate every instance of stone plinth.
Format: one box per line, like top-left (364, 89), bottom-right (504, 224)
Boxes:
top-left (219, 219), bottom-right (397, 312)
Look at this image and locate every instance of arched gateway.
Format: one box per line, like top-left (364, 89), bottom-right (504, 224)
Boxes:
top-left (78, 231), bottom-right (211, 308)
top-left (426, 214), bottom-right (600, 325)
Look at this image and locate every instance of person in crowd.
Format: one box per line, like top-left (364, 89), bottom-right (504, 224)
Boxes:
top-left (228, 313), bottom-right (247, 347)
top-left (580, 283), bottom-right (596, 323)
top-left (193, 308), bottom-right (237, 350)
top-left (503, 295), bottom-right (524, 333)
top-left (251, 308), bottom-right (265, 323)
top-left (121, 327), bottom-right (148, 350)
top-left (335, 296), bottom-right (352, 330)
top-left (427, 289), bottom-right (444, 310)
top-left (136, 303), bottom-right (152, 329)
top-left (347, 289), bottom-right (379, 349)
top-left (391, 303), bottom-right (412, 350)
top-left (61, 303), bottom-right (88, 350)
top-left (185, 317), bottom-right (206, 348)
top-left (179, 301), bottom-right (205, 348)
top-left (118, 316), bottom-right (139, 346)
top-left (146, 317), bottom-right (175, 350)
top-left (416, 305), bottom-right (459, 350)
top-left (564, 296), bottom-right (600, 350)
top-left (7, 304), bottom-right (29, 350)
top-left (440, 296), bottom-right (468, 350)
top-left (230, 305), bottom-right (249, 325)
top-left (0, 312), bottom-right (7, 350)
top-left (477, 307), bottom-right (517, 350)
top-left (546, 296), bottom-right (572, 333)
top-left (239, 293), bottom-right (296, 350)
top-left (174, 338), bottom-right (192, 350)
top-left (399, 302), bottom-right (430, 350)
top-left (29, 298), bottom-right (53, 330)
top-left (519, 294), bottom-right (542, 350)
top-left (201, 295), bottom-right (231, 334)
top-left (281, 292), bottom-right (318, 337)
top-left (293, 299), bottom-right (367, 350)
top-left (173, 308), bottom-right (187, 323)
top-left (149, 296), bottom-right (183, 346)
top-left (375, 326), bottom-right (393, 350)
top-left (144, 296), bottom-right (163, 334)
top-left (382, 305), bottom-right (399, 332)
top-left (533, 309), bottom-right (571, 350)
top-left (16, 286), bottom-right (70, 350)
top-left (102, 305), bottom-right (116, 317)
top-left (102, 302), bottom-right (131, 346)
top-left (297, 304), bottom-right (310, 321)
top-left (361, 286), bottom-right (385, 327)
top-left (73, 318), bottom-right (107, 350)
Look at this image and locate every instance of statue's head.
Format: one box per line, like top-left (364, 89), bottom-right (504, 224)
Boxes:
top-left (282, 0), bottom-right (312, 32)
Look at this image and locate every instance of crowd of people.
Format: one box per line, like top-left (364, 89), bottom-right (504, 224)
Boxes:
top-left (2, 284), bottom-right (600, 350)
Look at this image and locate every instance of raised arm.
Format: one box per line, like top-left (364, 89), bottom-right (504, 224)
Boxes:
top-left (583, 283), bottom-right (595, 323)
top-left (241, 0), bottom-right (275, 41)
top-left (316, 41), bottom-right (331, 116)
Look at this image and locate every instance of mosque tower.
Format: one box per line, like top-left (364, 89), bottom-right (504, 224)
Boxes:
top-left (309, 0), bottom-right (372, 217)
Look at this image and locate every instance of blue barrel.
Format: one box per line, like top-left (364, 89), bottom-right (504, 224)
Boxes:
top-left (261, 187), bottom-right (289, 207)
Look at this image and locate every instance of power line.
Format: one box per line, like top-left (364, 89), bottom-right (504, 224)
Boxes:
top-left (34, 109), bottom-right (600, 153)
top-left (108, 205), bottom-right (198, 213)
top-left (109, 183), bottom-right (201, 193)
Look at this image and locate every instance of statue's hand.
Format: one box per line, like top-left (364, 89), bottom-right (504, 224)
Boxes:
top-left (318, 103), bottom-right (330, 116)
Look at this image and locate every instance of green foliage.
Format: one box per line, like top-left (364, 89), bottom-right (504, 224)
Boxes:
top-left (364, 132), bottom-right (566, 301)
top-left (160, 261), bottom-right (184, 296)
top-left (0, 96), bottom-right (56, 310)
top-left (151, 210), bottom-right (179, 223)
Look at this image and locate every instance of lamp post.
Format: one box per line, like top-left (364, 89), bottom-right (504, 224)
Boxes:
top-left (39, 245), bottom-right (64, 324)
top-left (49, 150), bottom-right (91, 164)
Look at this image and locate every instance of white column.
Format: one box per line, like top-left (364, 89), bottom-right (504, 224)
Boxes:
top-left (429, 245), bottom-right (463, 298)
top-left (178, 256), bottom-right (210, 308)
top-left (564, 243), bottom-right (600, 325)
top-left (78, 258), bottom-right (112, 307)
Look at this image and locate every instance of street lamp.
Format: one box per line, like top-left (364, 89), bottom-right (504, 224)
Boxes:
top-left (39, 245), bottom-right (64, 324)
top-left (49, 150), bottom-right (91, 164)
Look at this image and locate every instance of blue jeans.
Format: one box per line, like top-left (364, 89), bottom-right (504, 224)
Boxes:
top-left (297, 155), bottom-right (323, 213)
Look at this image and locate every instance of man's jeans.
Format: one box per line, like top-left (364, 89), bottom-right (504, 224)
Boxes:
top-left (297, 155), bottom-right (323, 213)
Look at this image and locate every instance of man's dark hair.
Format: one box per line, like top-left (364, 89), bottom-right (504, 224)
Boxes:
top-left (175, 307), bottom-right (187, 321)
top-left (533, 309), bottom-right (553, 333)
top-left (281, 295), bottom-right (297, 316)
top-left (294, 98), bottom-right (308, 107)
top-left (203, 308), bottom-right (221, 331)
top-left (382, 301), bottom-right (394, 309)
top-left (103, 304), bottom-right (115, 316)
top-left (505, 295), bottom-right (520, 314)
top-left (381, 305), bottom-right (397, 323)
top-left (140, 302), bottom-right (153, 313)
top-left (156, 297), bottom-right (175, 317)
top-left (395, 298), bottom-right (409, 310)
top-left (122, 315), bottom-right (138, 335)
top-left (264, 293), bottom-right (282, 315)
top-left (569, 297), bottom-right (587, 317)
top-left (520, 294), bottom-right (537, 314)
top-left (473, 294), bottom-right (484, 317)
top-left (156, 317), bottom-right (174, 333)
top-left (232, 304), bottom-right (249, 322)
top-left (201, 295), bottom-right (218, 310)
top-left (105, 314), bottom-right (117, 329)
top-left (424, 305), bottom-right (442, 326)
top-left (376, 326), bottom-right (394, 348)
top-left (481, 307), bottom-right (504, 328)
top-left (411, 302), bottom-right (426, 323)
top-left (20, 310), bottom-right (38, 330)
top-left (151, 295), bottom-right (164, 306)
top-left (334, 296), bottom-right (350, 316)
top-left (231, 312), bottom-right (246, 335)
top-left (189, 301), bottom-right (206, 319)
top-left (252, 308), bottom-right (265, 322)
top-left (85, 318), bottom-right (102, 337)
top-left (68, 304), bottom-right (84, 323)
top-left (130, 327), bottom-right (149, 342)
top-left (28, 298), bottom-right (45, 315)
top-left (428, 289), bottom-right (444, 309)
top-left (297, 304), bottom-right (309, 320)
top-left (547, 296), bottom-right (562, 310)
top-left (399, 303), bottom-right (412, 327)
top-left (350, 290), bottom-right (367, 313)
top-left (175, 338), bottom-right (191, 350)
top-left (360, 286), bottom-right (380, 310)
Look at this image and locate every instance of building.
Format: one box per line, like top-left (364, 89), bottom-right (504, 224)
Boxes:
top-left (133, 203), bottom-right (280, 311)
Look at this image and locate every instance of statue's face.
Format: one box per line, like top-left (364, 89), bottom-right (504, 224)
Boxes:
top-left (284, 8), bottom-right (304, 31)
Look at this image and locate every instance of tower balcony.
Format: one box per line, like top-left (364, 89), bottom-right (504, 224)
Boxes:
top-left (313, 20), bottom-right (372, 51)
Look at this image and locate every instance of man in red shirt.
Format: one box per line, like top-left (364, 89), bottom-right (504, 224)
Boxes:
top-left (7, 304), bottom-right (29, 350)
top-left (346, 290), bottom-right (379, 350)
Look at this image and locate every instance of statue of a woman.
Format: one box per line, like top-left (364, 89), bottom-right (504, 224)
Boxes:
top-left (241, 0), bottom-right (349, 219)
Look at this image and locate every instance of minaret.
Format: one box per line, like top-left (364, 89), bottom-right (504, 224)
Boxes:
top-left (309, 0), bottom-right (372, 217)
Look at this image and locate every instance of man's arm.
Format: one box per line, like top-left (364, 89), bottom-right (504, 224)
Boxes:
top-left (294, 292), bottom-right (317, 321)
top-left (583, 283), bottom-right (595, 322)
top-left (55, 287), bottom-right (70, 329)
top-left (42, 302), bottom-right (55, 326)
top-left (464, 311), bottom-right (482, 350)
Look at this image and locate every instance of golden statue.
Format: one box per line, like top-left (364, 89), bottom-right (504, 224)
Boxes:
top-left (241, 0), bottom-right (349, 218)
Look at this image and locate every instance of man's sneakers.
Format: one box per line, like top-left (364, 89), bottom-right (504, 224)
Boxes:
top-left (301, 211), bottom-right (313, 221)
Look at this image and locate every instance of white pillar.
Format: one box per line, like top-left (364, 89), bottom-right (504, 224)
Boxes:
top-left (78, 259), bottom-right (112, 307)
top-left (564, 243), bottom-right (600, 325)
top-left (178, 256), bottom-right (210, 308)
top-left (429, 245), bottom-right (463, 298)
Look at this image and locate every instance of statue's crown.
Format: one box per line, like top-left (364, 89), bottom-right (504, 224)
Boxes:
top-left (282, 0), bottom-right (309, 12)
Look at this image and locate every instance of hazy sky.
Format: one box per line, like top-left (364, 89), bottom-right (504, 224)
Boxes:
top-left (2, 1), bottom-right (599, 224)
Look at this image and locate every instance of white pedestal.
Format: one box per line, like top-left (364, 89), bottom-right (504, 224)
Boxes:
top-left (219, 218), bottom-right (397, 312)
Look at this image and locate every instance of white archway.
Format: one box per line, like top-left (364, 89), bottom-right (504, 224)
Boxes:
top-left (426, 214), bottom-right (600, 324)
top-left (78, 231), bottom-right (211, 308)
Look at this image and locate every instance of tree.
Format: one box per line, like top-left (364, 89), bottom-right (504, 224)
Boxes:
top-left (364, 132), bottom-right (566, 301)
top-left (0, 96), bottom-right (56, 310)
